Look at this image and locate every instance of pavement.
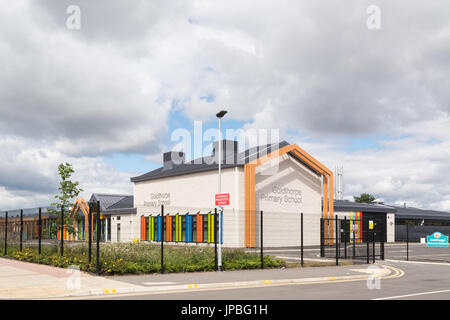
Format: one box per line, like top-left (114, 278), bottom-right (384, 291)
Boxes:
top-left (0, 257), bottom-right (142, 299)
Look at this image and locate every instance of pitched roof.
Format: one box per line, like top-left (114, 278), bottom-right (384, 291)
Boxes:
top-left (334, 200), bottom-right (397, 213)
top-left (89, 194), bottom-right (133, 211)
top-left (131, 141), bottom-right (291, 183)
top-left (390, 205), bottom-right (450, 221)
top-left (334, 200), bottom-right (450, 221)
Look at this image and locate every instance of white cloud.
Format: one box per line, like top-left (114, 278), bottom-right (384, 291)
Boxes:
top-left (1, 0), bottom-right (450, 211)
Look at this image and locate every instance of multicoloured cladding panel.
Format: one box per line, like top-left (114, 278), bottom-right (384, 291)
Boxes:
top-left (141, 213), bottom-right (222, 244)
top-left (349, 211), bottom-right (363, 244)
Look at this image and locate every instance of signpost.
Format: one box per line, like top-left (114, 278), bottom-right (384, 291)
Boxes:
top-left (215, 193), bottom-right (230, 206)
top-left (426, 232), bottom-right (449, 247)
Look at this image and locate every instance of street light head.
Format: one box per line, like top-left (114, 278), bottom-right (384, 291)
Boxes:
top-left (216, 110), bottom-right (228, 118)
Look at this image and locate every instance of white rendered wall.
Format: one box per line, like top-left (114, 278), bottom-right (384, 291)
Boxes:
top-left (255, 154), bottom-right (322, 247)
top-left (133, 167), bottom-right (244, 247)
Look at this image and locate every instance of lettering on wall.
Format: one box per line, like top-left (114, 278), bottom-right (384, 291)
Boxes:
top-left (260, 186), bottom-right (302, 205)
top-left (144, 192), bottom-right (171, 207)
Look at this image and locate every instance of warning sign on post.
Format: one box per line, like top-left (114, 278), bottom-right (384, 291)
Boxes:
top-left (215, 193), bottom-right (230, 206)
top-left (369, 220), bottom-right (374, 230)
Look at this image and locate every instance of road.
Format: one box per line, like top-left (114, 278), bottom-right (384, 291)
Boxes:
top-left (86, 259), bottom-right (450, 300)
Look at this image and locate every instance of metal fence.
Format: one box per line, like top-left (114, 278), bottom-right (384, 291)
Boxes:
top-left (320, 217), bottom-right (385, 264)
top-left (386, 221), bottom-right (450, 263)
top-left (0, 201), bottom-right (106, 274)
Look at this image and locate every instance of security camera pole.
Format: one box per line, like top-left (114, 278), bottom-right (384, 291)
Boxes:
top-left (216, 110), bottom-right (227, 272)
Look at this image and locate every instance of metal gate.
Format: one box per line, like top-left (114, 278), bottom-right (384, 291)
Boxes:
top-left (320, 216), bottom-right (385, 263)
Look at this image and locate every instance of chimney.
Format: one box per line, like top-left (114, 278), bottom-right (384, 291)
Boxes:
top-left (163, 151), bottom-right (185, 170)
top-left (212, 140), bottom-right (238, 165)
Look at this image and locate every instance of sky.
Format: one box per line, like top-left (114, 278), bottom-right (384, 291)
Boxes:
top-left (0, 0), bottom-right (449, 211)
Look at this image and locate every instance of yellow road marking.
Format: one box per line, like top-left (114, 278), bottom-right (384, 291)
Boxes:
top-left (61, 265), bottom-right (404, 300)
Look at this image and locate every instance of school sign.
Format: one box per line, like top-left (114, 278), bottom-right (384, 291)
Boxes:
top-left (426, 232), bottom-right (449, 247)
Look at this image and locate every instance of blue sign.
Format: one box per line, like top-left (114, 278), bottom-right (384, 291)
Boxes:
top-left (426, 232), bottom-right (449, 247)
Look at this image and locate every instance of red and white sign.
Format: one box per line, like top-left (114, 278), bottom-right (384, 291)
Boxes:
top-left (215, 193), bottom-right (230, 206)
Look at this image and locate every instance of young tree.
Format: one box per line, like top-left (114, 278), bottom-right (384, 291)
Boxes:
top-left (354, 193), bottom-right (376, 203)
top-left (49, 163), bottom-right (84, 237)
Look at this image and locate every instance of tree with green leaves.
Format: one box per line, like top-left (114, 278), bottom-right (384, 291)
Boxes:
top-left (48, 163), bottom-right (84, 237)
top-left (354, 193), bottom-right (376, 203)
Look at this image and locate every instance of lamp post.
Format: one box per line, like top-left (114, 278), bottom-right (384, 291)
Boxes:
top-left (216, 110), bottom-right (227, 272)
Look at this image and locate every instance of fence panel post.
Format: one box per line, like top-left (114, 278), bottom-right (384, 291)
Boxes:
top-left (381, 235), bottom-right (385, 260)
top-left (161, 205), bottom-right (164, 274)
top-left (406, 223), bottom-right (409, 261)
top-left (301, 213), bottom-right (304, 267)
top-left (96, 200), bottom-right (101, 275)
top-left (335, 216), bottom-right (339, 266)
top-left (20, 209), bottom-right (23, 252)
top-left (372, 230), bottom-right (375, 264)
top-left (214, 208), bottom-right (218, 271)
top-left (3, 211), bottom-right (7, 256)
top-left (320, 218), bottom-right (324, 257)
top-left (88, 202), bottom-right (92, 264)
top-left (38, 208), bottom-right (42, 255)
top-left (344, 216), bottom-right (347, 259)
top-left (366, 231), bottom-right (370, 264)
top-left (353, 224), bottom-right (356, 259)
top-left (60, 205), bottom-right (64, 256)
top-left (261, 210), bottom-right (264, 269)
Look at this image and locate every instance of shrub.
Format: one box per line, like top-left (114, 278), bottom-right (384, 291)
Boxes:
top-left (3, 243), bottom-right (284, 275)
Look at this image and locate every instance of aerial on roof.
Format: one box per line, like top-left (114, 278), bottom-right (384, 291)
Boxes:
top-left (130, 140), bottom-right (292, 183)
